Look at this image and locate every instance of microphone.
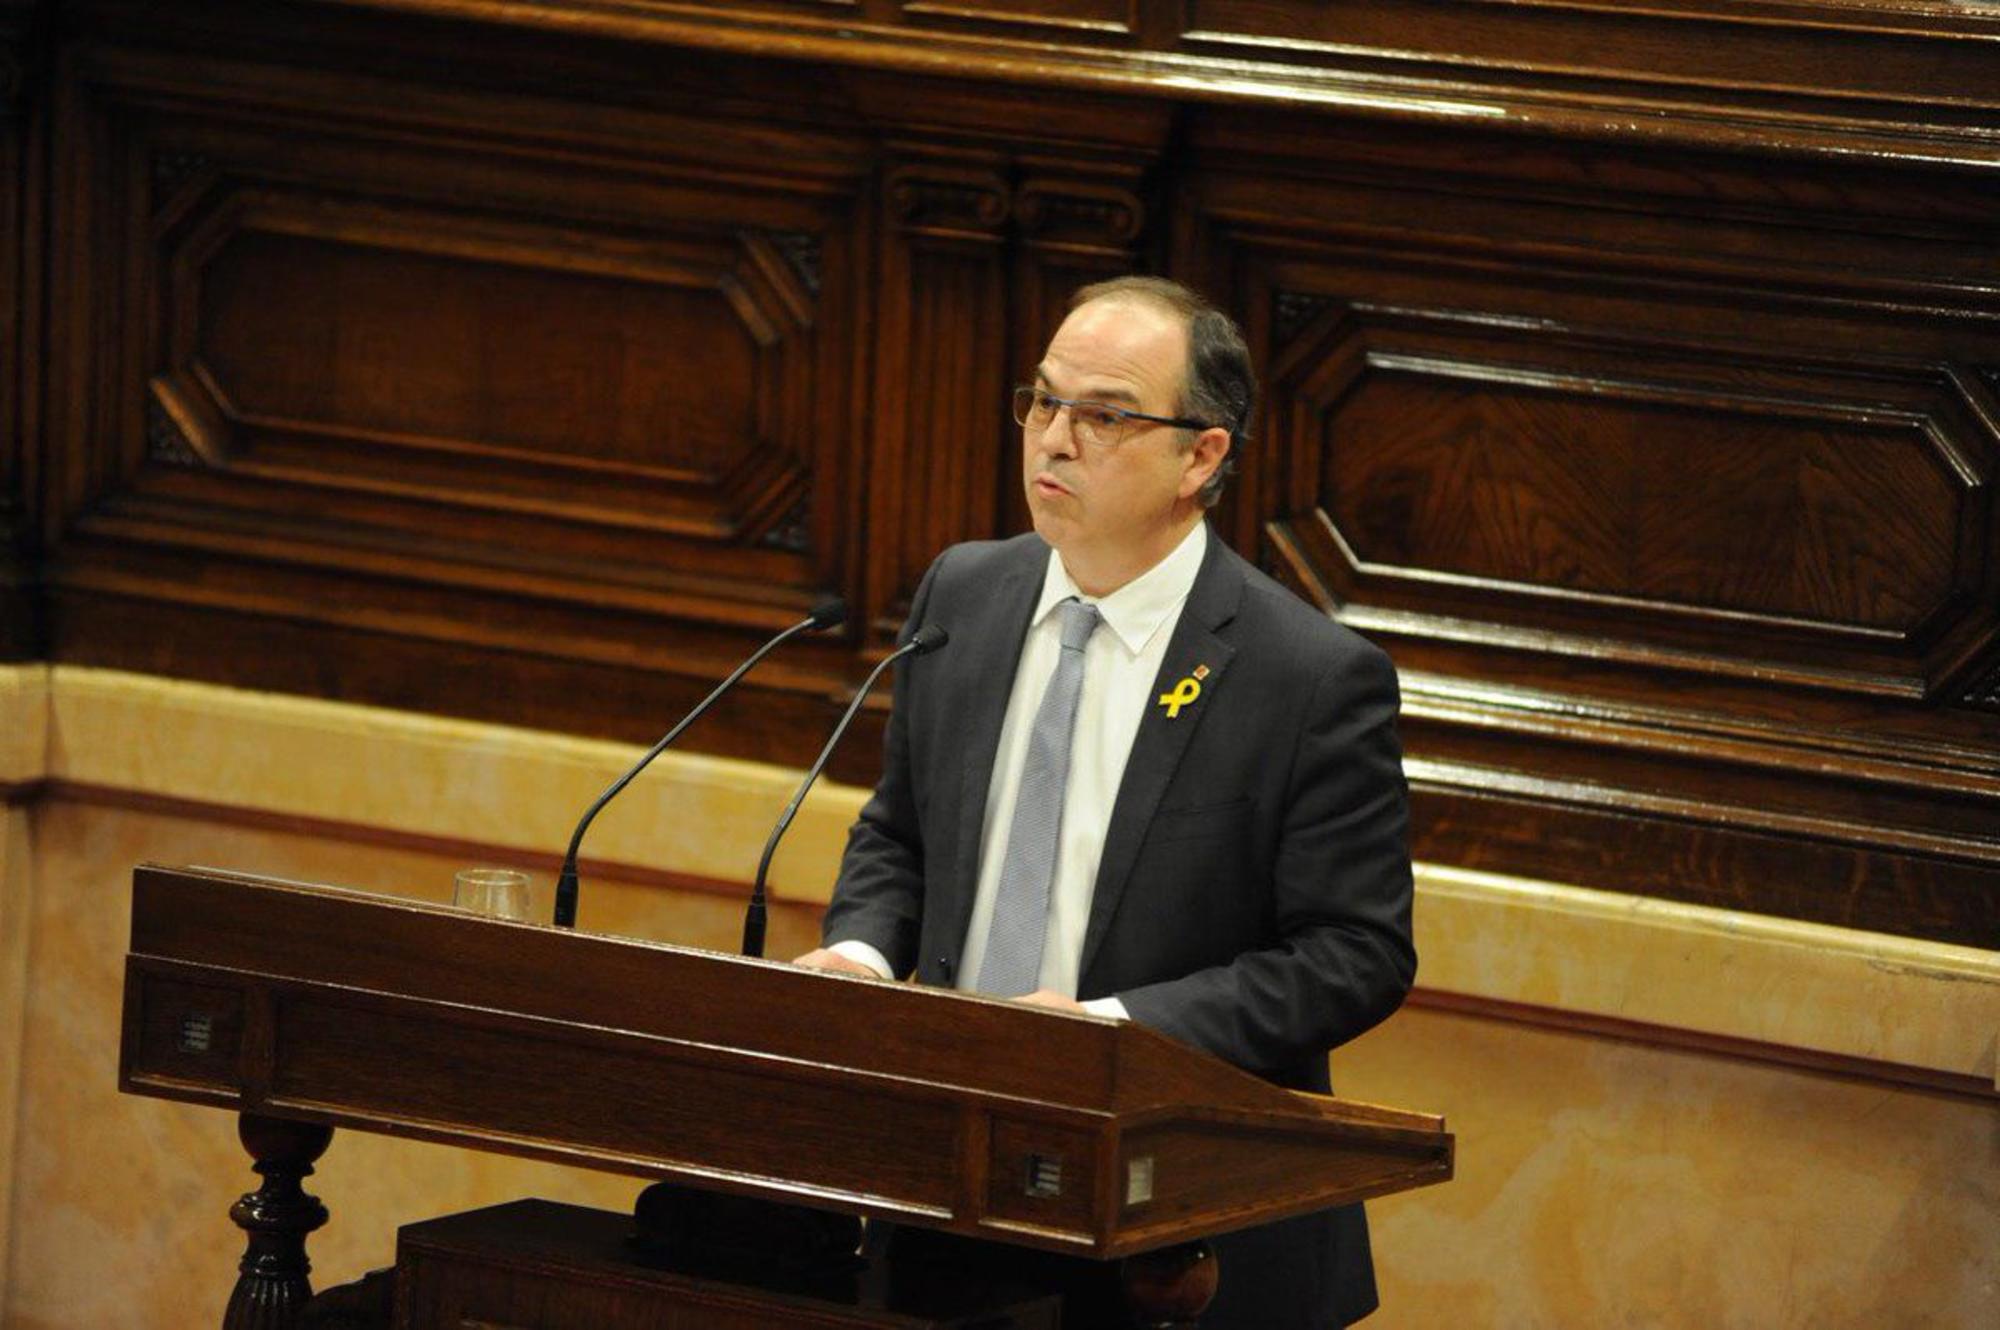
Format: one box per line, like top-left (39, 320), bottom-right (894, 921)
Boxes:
top-left (741, 624), bottom-right (949, 958)
top-left (551, 598), bottom-right (847, 929)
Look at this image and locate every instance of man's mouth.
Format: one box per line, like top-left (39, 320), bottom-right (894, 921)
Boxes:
top-left (1034, 471), bottom-right (1072, 497)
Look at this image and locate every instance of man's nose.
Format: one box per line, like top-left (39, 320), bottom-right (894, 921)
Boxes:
top-left (1038, 409), bottom-right (1081, 458)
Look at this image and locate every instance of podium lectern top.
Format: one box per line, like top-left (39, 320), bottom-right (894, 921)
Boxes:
top-left (121, 864), bottom-right (1451, 1257)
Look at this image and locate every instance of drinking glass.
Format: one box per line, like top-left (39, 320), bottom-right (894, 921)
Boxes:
top-left (453, 867), bottom-right (531, 921)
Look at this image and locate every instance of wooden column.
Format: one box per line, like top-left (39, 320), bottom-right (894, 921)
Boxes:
top-left (224, 1113), bottom-right (332, 1330)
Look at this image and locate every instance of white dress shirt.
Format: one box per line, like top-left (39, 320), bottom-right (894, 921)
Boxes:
top-left (833, 522), bottom-right (1207, 1018)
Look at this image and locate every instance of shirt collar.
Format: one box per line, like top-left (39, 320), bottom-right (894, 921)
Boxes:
top-left (1032, 522), bottom-right (1208, 656)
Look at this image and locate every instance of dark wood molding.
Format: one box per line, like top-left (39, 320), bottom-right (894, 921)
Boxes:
top-left (286, 0), bottom-right (2000, 163)
top-left (1406, 780), bottom-right (2000, 949)
top-left (0, 0), bottom-right (45, 661)
top-left (1402, 988), bottom-right (1997, 1106)
top-left (1, 776), bottom-right (46, 807)
top-left (1959, 652), bottom-right (2000, 714)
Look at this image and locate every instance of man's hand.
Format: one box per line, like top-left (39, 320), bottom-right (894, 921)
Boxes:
top-left (791, 948), bottom-right (883, 978)
top-left (1013, 989), bottom-right (1086, 1013)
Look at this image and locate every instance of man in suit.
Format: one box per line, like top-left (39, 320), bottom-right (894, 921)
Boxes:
top-left (795, 276), bottom-right (1415, 1327)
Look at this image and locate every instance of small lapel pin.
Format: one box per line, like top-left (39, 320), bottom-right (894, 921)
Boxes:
top-left (1158, 676), bottom-right (1202, 719)
top-left (1192, 664), bottom-right (1210, 681)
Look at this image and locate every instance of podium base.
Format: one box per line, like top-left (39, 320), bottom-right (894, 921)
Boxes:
top-left (388, 1198), bottom-right (1061, 1329)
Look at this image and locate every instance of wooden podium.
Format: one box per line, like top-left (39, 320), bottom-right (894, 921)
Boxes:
top-left (119, 865), bottom-right (1453, 1328)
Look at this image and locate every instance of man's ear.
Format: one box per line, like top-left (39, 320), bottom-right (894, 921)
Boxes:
top-left (1179, 426), bottom-right (1232, 501)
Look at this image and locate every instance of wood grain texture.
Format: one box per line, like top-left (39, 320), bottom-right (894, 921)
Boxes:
top-left (0, 0), bottom-right (39, 660)
top-left (1268, 304), bottom-right (1995, 692)
top-left (120, 867), bottom-right (1454, 1259)
top-left (1188, 106), bottom-right (2000, 949)
top-left (15, 0), bottom-right (2000, 948)
top-left (258, 0), bottom-right (2000, 159)
top-left (393, 1199), bottom-right (1065, 1329)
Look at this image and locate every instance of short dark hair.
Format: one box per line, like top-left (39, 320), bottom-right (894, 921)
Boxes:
top-left (1068, 276), bottom-right (1254, 508)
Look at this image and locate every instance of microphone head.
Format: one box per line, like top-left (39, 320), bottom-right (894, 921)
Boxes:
top-left (807, 597), bottom-right (848, 630)
top-left (908, 624), bottom-right (950, 655)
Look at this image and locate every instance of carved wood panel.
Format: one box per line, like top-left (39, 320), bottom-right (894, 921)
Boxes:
top-left (859, 92), bottom-right (1165, 632)
top-left (48, 34), bottom-right (877, 709)
top-left (0, 0), bottom-right (36, 659)
top-left (904, 0), bottom-right (1136, 35)
top-left (1190, 107), bottom-right (2000, 945)
top-left (1267, 303), bottom-right (1997, 697)
top-left (18, 0), bottom-right (2000, 946)
top-left (1006, 160), bottom-right (1155, 537)
top-left (154, 203), bottom-right (822, 556)
top-left (865, 155), bottom-right (1014, 639)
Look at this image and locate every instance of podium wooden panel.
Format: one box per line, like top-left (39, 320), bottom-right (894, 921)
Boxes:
top-left (393, 1200), bottom-right (1062, 1329)
top-left (118, 865), bottom-right (1453, 1322)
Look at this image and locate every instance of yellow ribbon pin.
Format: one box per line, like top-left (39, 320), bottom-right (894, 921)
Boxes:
top-left (1158, 676), bottom-right (1202, 719)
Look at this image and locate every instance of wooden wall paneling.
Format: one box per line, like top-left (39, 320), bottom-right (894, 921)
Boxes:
top-left (1176, 0), bottom-right (2000, 135)
top-left (1270, 309), bottom-right (1997, 696)
top-left (43, 35), bottom-right (892, 763)
top-left (864, 147), bottom-right (1016, 640)
top-left (43, 30), bottom-right (136, 547)
top-left (283, 0), bottom-right (2000, 170)
top-left (1004, 153), bottom-right (1156, 539)
top-left (249, 1), bottom-right (2000, 120)
top-left (1183, 110), bottom-right (2000, 946)
top-left (1174, 194), bottom-right (1292, 558)
top-left (1405, 786), bottom-right (2000, 949)
top-left (900, 0), bottom-right (1140, 40)
top-left (133, 143), bottom-right (841, 588)
top-left (843, 70), bottom-right (1171, 615)
top-left (23, 0), bottom-right (2000, 943)
top-left (0, 1), bottom-right (42, 658)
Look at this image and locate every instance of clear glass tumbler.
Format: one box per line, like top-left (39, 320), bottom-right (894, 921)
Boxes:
top-left (453, 867), bottom-right (531, 921)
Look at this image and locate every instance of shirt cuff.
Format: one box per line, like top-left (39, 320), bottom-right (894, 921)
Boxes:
top-left (826, 939), bottom-right (896, 980)
top-left (1080, 996), bottom-right (1129, 1020)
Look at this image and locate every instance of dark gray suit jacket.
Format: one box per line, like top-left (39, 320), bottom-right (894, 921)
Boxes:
top-left (824, 529), bottom-right (1416, 1328)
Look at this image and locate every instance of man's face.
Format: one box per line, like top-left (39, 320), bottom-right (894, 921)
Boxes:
top-left (1023, 298), bottom-right (1210, 580)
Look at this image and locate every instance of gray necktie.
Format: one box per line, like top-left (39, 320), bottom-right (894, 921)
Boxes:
top-left (978, 598), bottom-right (1101, 997)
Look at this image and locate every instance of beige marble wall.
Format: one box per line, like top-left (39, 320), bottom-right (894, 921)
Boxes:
top-left (1340, 1009), bottom-right (1996, 1327)
top-left (2, 799), bottom-right (827, 1328)
top-left (0, 665), bottom-right (1994, 1327)
top-left (42, 666), bottom-right (866, 911)
top-left (0, 805), bottom-right (32, 1309)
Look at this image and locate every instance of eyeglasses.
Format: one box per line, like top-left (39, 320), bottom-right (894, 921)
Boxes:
top-left (1012, 385), bottom-right (1211, 449)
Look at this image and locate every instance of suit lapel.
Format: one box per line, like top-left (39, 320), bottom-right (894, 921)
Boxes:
top-left (941, 542), bottom-right (1044, 966)
top-left (1079, 536), bottom-right (1243, 982)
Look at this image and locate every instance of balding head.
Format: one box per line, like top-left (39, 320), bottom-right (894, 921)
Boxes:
top-left (1067, 277), bottom-right (1254, 509)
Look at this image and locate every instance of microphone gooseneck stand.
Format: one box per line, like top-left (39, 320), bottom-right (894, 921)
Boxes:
top-left (740, 624), bottom-right (949, 958)
top-left (551, 599), bottom-right (846, 929)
